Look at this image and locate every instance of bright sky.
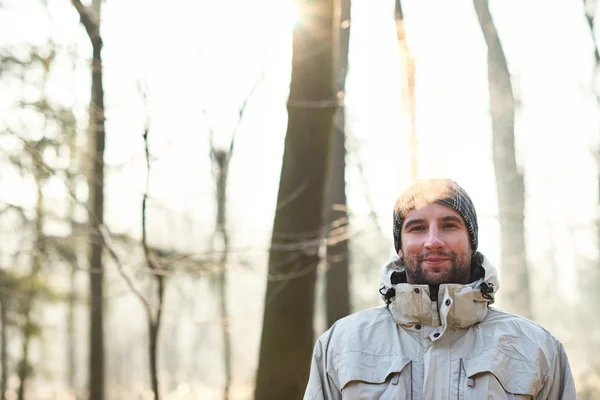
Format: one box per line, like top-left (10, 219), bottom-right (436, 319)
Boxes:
top-left (1, 0), bottom-right (599, 393)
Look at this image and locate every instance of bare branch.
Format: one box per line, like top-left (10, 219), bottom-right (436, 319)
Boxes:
top-left (12, 131), bottom-right (154, 315)
top-left (346, 133), bottom-right (384, 239)
top-left (585, 0), bottom-right (600, 65)
top-left (97, 225), bottom-right (152, 315)
top-left (141, 98), bottom-right (161, 310)
top-left (229, 74), bottom-right (264, 155)
top-left (71, 0), bottom-right (101, 44)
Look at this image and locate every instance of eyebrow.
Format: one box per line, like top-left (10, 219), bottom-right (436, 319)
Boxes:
top-left (402, 219), bottom-right (425, 231)
top-left (441, 216), bottom-right (464, 225)
top-left (402, 215), bottom-right (464, 231)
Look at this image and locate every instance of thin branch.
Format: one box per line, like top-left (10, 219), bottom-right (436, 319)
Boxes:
top-left (141, 104), bottom-right (162, 321)
top-left (140, 86), bottom-right (158, 276)
top-left (13, 131), bottom-right (153, 315)
top-left (229, 74), bottom-right (264, 155)
top-left (70, 0), bottom-right (101, 44)
top-left (585, 0), bottom-right (600, 63)
top-left (97, 225), bottom-right (152, 316)
top-left (346, 133), bottom-right (384, 239)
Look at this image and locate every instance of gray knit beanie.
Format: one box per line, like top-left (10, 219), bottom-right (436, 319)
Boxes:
top-left (393, 179), bottom-right (478, 253)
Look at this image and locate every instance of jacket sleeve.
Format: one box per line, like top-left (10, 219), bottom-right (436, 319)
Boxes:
top-left (303, 329), bottom-right (342, 400)
top-left (536, 339), bottom-right (577, 400)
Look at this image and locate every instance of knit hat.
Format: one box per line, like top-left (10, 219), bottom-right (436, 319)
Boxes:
top-left (393, 179), bottom-right (478, 253)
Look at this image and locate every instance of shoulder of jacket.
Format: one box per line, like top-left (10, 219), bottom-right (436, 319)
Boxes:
top-left (481, 308), bottom-right (564, 353)
top-left (484, 309), bottom-right (553, 334)
top-left (316, 306), bottom-right (394, 348)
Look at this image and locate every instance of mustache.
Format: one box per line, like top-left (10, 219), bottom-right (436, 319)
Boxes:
top-left (416, 252), bottom-right (455, 261)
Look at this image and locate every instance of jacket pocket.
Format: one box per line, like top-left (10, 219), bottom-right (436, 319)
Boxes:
top-left (335, 353), bottom-right (413, 399)
top-left (460, 349), bottom-right (543, 399)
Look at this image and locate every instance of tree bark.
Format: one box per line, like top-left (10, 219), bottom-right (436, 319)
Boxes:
top-left (67, 123), bottom-right (79, 396)
top-left (18, 164), bottom-right (45, 400)
top-left (141, 128), bottom-right (164, 400)
top-left (0, 295), bottom-right (6, 398)
top-left (88, 38), bottom-right (105, 400)
top-left (395, 0), bottom-right (417, 180)
top-left (71, 1), bottom-right (106, 398)
top-left (67, 263), bottom-right (76, 391)
top-left (580, 0), bottom-right (600, 353)
top-left (213, 151), bottom-right (232, 400)
top-left (473, 0), bottom-right (532, 319)
top-left (254, 0), bottom-right (336, 397)
top-left (17, 314), bottom-right (31, 400)
top-left (325, 0), bottom-right (351, 328)
top-left (207, 77), bottom-right (258, 400)
top-left (583, 0), bottom-right (600, 267)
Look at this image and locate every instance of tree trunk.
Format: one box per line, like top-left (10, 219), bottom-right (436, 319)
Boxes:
top-left (254, 0), bottom-right (336, 397)
top-left (580, 0), bottom-right (600, 353)
top-left (67, 264), bottom-right (76, 391)
top-left (216, 270), bottom-right (231, 400)
top-left (67, 129), bottom-right (78, 395)
top-left (141, 129), bottom-right (164, 400)
top-left (18, 165), bottom-right (45, 400)
top-left (70, 0), bottom-right (107, 396)
top-left (17, 314), bottom-right (31, 400)
top-left (148, 316), bottom-right (161, 400)
top-left (146, 273), bottom-right (164, 400)
top-left (213, 151), bottom-right (232, 400)
top-left (88, 39), bottom-right (106, 400)
top-left (0, 295), bottom-right (6, 398)
top-left (473, 0), bottom-right (532, 319)
top-left (395, 0), bottom-right (417, 180)
top-left (583, 0), bottom-right (600, 273)
top-left (325, 0), bottom-right (351, 328)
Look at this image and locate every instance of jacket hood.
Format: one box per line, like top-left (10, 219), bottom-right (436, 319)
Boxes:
top-left (379, 252), bottom-right (499, 298)
top-left (379, 253), bottom-right (500, 334)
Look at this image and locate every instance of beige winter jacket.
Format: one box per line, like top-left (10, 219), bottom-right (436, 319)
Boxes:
top-left (304, 256), bottom-right (576, 399)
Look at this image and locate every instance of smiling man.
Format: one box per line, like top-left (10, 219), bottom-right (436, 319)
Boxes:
top-left (304, 178), bottom-right (576, 399)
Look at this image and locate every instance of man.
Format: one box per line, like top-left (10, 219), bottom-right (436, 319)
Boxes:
top-left (304, 178), bottom-right (576, 399)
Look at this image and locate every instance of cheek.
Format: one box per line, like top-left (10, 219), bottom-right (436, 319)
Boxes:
top-left (446, 233), bottom-right (471, 252)
top-left (400, 239), bottom-right (422, 256)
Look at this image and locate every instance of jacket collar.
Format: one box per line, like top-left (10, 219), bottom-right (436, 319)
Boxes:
top-left (379, 254), bottom-right (500, 333)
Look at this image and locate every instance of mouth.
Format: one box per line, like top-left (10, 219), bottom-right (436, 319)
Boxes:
top-left (421, 257), bottom-right (450, 266)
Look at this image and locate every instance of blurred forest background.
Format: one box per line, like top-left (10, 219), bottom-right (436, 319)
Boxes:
top-left (1, 0), bottom-right (599, 399)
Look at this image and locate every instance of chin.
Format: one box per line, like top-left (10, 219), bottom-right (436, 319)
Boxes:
top-left (424, 272), bottom-right (454, 286)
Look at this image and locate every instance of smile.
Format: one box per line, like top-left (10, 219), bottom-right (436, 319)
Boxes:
top-left (422, 258), bottom-right (450, 265)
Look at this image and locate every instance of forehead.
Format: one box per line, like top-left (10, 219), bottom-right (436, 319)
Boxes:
top-left (402, 203), bottom-right (463, 225)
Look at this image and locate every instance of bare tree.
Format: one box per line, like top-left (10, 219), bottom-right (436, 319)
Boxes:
top-left (210, 145), bottom-right (233, 400)
top-left (0, 292), bottom-right (6, 398)
top-left (17, 144), bottom-right (47, 400)
top-left (325, 0), bottom-right (351, 328)
top-left (66, 131), bottom-right (80, 396)
top-left (583, 0), bottom-right (600, 270)
top-left (70, 0), bottom-right (106, 398)
top-left (395, 0), bottom-right (417, 179)
top-left (206, 76), bottom-right (261, 400)
top-left (140, 116), bottom-right (165, 400)
top-left (581, 0), bottom-right (600, 383)
top-left (0, 44), bottom-right (68, 400)
top-left (473, 0), bottom-right (532, 319)
top-left (254, 0), bottom-right (337, 398)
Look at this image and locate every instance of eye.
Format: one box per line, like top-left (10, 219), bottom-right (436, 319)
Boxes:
top-left (443, 223), bottom-right (458, 229)
top-left (408, 226), bottom-right (425, 232)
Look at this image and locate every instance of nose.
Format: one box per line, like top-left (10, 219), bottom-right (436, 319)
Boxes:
top-left (424, 226), bottom-right (444, 250)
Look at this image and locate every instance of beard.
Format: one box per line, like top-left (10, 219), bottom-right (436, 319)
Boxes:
top-left (403, 250), bottom-right (472, 285)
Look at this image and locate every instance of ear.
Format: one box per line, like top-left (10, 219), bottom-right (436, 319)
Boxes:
top-left (397, 248), bottom-right (403, 259)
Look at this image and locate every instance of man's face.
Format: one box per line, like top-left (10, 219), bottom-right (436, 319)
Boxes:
top-left (398, 203), bottom-right (472, 285)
